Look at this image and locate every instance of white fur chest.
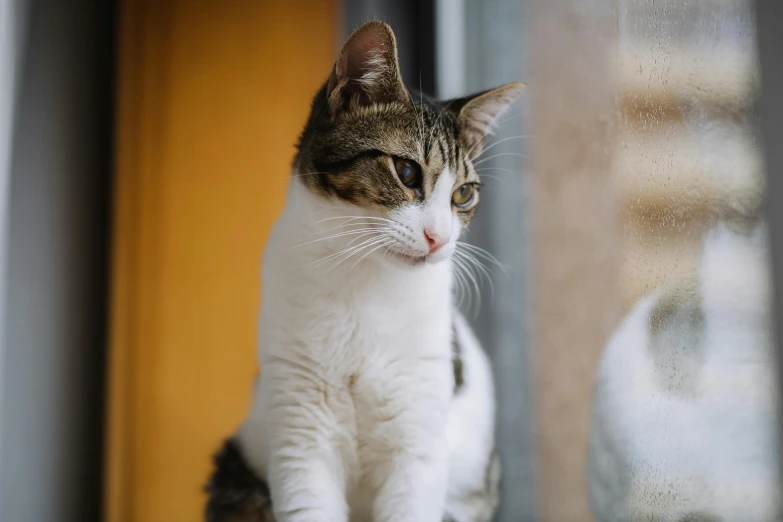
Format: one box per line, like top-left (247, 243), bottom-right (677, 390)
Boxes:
top-left (239, 184), bottom-right (456, 519)
top-left (258, 199), bottom-right (454, 378)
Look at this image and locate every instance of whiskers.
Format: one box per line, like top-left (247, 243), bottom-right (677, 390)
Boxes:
top-left (468, 133), bottom-right (530, 188)
top-left (286, 217), bottom-right (506, 317)
top-left (452, 242), bottom-right (507, 317)
top-left (289, 216), bottom-right (403, 274)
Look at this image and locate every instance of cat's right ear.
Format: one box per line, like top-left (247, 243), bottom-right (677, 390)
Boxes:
top-left (326, 20), bottom-right (409, 119)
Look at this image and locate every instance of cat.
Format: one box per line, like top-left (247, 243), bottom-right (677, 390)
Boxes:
top-left (587, 189), bottom-right (782, 521)
top-left (205, 20), bottom-right (523, 522)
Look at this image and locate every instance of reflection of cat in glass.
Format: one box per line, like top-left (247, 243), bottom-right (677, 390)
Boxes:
top-left (588, 191), bottom-right (781, 521)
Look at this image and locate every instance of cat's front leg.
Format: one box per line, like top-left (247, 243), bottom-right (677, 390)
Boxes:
top-left (263, 366), bottom-right (349, 522)
top-left (372, 438), bottom-right (450, 522)
top-left (361, 372), bottom-right (451, 522)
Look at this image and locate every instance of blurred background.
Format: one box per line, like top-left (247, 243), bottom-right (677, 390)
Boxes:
top-left (0, 0), bottom-right (781, 521)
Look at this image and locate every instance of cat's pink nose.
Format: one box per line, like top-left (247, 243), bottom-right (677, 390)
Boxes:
top-left (424, 229), bottom-right (449, 254)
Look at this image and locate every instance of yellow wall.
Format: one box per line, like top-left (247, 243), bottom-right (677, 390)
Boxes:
top-left (106, 2), bottom-right (338, 521)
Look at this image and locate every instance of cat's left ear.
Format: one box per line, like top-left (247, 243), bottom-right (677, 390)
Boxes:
top-left (449, 82), bottom-right (525, 159)
top-left (326, 20), bottom-right (409, 119)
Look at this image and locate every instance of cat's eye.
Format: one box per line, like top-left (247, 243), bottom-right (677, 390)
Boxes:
top-left (452, 184), bottom-right (477, 208)
top-left (395, 158), bottom-right (421, 189)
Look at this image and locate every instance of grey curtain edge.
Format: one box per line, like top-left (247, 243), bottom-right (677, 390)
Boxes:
top-left (755, 0), bottom-right (783, 486)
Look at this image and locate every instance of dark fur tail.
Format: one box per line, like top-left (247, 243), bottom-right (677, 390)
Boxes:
top-left (205, 438), bottom-right (274, 522)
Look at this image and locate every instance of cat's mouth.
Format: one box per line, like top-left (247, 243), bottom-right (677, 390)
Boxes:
top-left (385, 248), bottom-right (426, 266)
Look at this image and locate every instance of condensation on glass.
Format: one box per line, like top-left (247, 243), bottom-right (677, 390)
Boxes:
top-left (587, 1), bottom-right (781, 521)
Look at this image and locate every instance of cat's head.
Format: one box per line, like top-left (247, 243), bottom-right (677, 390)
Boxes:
top-left (294, 20), bottom-right (523, 267)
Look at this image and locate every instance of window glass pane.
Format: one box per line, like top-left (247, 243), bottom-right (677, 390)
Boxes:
top-left (586, 1), bottom-right (780, 520)
top-left (517, 0), bottom-right (780, 520)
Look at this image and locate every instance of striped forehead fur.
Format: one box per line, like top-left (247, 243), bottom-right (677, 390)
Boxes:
top-left (295, 85), bottom-right (480, 226)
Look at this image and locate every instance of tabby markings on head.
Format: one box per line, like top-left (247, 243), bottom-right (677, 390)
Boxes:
top-left (291, 20), bottom-right (524, 235)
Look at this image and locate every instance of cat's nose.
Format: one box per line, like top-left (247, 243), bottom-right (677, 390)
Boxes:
top-left (424, 229), bottom-right (449, 254)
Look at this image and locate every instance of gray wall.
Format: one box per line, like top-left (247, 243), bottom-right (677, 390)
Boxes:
top-left (0, 0), bottom-right (113, 520)
top-left (456, 2), bottom-right (538, 520)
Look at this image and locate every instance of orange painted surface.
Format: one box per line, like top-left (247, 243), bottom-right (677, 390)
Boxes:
top-left (106, 2), bottom-right (338, 520)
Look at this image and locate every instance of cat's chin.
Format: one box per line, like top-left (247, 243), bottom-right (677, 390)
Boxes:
top-left (381, 247), bottom-right (452, 268)
top-left (379, 248), bottom-right (428, 268)
top-left (387, 251), bottom-right (427, 267)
